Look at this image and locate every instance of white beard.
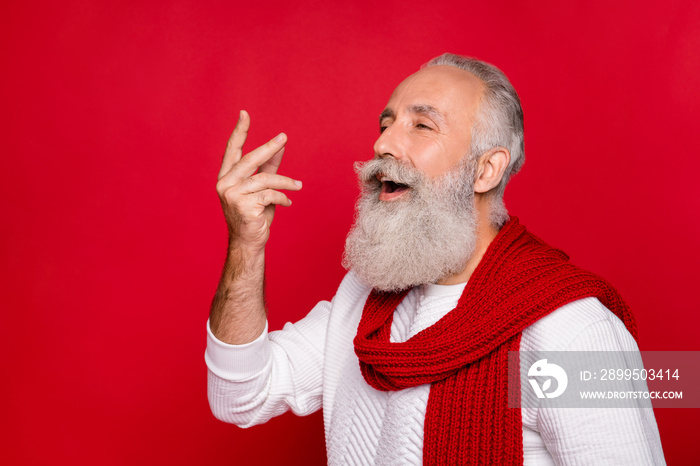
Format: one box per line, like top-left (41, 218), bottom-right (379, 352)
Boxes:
top-left (342, 156), bottom-right (478, 292)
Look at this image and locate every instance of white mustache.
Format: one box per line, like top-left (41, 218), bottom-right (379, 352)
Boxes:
top-left (354, 158), bottom-right (424, 190)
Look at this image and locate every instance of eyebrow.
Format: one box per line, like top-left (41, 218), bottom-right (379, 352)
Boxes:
top-left (379, 108), bottom-right (394, 123)
top-left (379, 104), bottom-right (446, 125)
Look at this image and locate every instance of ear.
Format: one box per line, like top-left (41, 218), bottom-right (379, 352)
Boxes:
top-left (473, 147), bottom-right (511, 194)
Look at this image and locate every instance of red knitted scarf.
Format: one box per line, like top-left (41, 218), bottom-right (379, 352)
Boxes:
top-left (353, 217), bottom-right (637, 465)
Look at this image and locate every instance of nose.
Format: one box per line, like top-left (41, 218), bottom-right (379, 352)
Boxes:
top-left (373, 123), bottom-right (403, 161)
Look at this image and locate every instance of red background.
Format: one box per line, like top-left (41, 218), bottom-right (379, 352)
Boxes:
top-left (1, 1), bottom-right (698, 464)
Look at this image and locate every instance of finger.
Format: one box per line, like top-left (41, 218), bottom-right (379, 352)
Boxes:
top-left (239, 172), bottom-right (303, 194)
top-left (258, 146), bottom-right (284, 175)
top-left (232, 132), bottom-right (288, 179)
top-left (251, 189), bottom-right (292, 208)
top-left (219, 110), bottom-right (251, 179)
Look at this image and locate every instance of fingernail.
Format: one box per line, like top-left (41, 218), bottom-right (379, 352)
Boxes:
top-left (294, 180), bottom-right (303, 187)
top-left (239, 110), bottom-right (244, 120)
top-left (288, 199), bottom-right (293, 205)
top-left (275, 133), bottom-right (285, 143)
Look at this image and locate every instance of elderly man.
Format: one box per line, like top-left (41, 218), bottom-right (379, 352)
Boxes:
top-left (206, 54), bottom-right (665, 465)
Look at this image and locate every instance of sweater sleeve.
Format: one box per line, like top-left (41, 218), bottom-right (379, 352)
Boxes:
top-left (205, 298), bottom-right (332, 428)
top-left (527, 298), bottom-right (666, 465)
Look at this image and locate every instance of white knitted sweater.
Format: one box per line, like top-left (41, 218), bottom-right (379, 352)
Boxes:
top-left (206, 272), bottom-right (665, 465)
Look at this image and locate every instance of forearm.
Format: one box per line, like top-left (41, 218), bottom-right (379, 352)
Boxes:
top-left (209, 244), bottom-right (267, 345)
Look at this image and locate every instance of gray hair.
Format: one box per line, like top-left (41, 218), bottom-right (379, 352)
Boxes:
top-left (423, 53), bottom-right (524, 226)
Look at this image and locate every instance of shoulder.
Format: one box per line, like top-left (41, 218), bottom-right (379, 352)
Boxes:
top-left (521, 297), bottom-right (639, 352)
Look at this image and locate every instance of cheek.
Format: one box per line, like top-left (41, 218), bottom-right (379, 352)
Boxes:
top-left (410, 139), bottom-right (456, 177)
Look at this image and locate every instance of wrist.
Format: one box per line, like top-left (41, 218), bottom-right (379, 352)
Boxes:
top-left (227, 240), bottom-right (265, 264)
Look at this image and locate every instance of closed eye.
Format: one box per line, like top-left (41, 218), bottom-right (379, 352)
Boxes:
top-left (416, 123), bottom-right (432, 130)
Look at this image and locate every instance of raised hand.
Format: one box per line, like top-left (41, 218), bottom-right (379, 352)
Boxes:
top-left (216, 110), bottom-right (302, 253)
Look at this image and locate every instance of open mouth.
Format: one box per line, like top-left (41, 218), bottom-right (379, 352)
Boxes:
top-left (378, 174), bottom-right (410, 201)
